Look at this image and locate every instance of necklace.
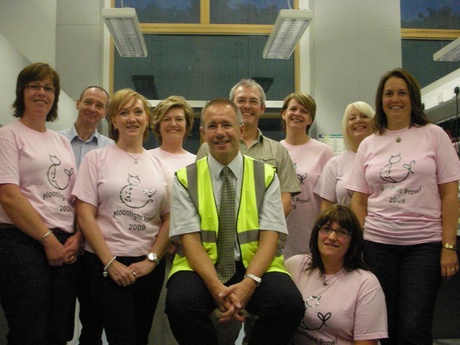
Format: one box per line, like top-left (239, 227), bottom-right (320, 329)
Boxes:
top-left (322, 273), bottom-right (332, 286)
top-left (124, 150), bottom-right (143, 164)
top-left (322, 268), bottom-right (343, 286)
top-left (388, 126), bottom-right (409, 143)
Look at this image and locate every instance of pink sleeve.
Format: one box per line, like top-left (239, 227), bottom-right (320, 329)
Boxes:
top-left (353, 273), bottom-right (388, 340)
top-left (315, 157), bottom-right (338, 202)
top-left (346, 144), bottom-right (370, 194)
top-left (433, 126), bottom-right (460, 184)
top-left (0, 128), bottom-right (20, 185)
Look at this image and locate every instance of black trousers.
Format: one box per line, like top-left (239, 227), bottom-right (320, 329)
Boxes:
top-left (77, 251), bottom-right (103, 345)
top-left (85, 252), bottom-right (166, 345)
top-left (0, 227), bottom-right (78, 345)
top-left (165, 266), bottom-right (305, 345)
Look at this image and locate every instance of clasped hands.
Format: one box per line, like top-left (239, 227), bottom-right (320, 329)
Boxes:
top-left (106, 258), bottom-right (156, 287)
top-left (212, 279), bottom-right (256, 323)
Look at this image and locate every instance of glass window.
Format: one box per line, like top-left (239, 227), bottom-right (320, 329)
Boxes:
top-left (401, 1), bottom-right (460, 87)
top-left (115, 0), bottom-right (200, 23)
top-left (210, 0), bottom-right (288, 24)
top-left (114, 35), bottom-right (294, 101)
top-left (402, 39), bottom-right (459, 88)
top-left (401, 0), bottom-right (460, 29)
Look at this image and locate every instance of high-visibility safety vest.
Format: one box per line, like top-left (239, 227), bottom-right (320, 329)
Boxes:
top-left (170, 155), bottom-right (287, 278)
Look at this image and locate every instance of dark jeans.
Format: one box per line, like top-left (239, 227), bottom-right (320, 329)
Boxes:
top-left (363, 240), bottom-right (442, 345)
top-left (166, 269), bottom-right (305, 345)
top-left (85, 252), bottom-right (166, 345)
top-left (77, 251), bottom-right (103, 345)
top-left (0, 227), bottom-right (78, 345)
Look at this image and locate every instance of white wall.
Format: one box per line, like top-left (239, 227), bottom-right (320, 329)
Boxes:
top-left (56, 0), bottom-right (106, 101)
top-left (0, 33), bottom-right (76, 130)
top-left (299, 0), bottom-right (402, 137)
top-left (0, 0), bottom-right (100, 131)
top-left (0, 0), bottom-right (57, 66)
top-left (0, 34), bottom-right (30, 126)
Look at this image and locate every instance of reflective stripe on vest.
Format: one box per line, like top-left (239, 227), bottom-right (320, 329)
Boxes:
top-left (170, 155), bottom-right (287, 278)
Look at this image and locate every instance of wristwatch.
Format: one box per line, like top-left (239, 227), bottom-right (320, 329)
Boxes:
top-left (244, 273), bottom-right (262, 287)
top-left (443, 243), bottom-right (456, 250)
top-left (147, 252), bottom-right (160, 265)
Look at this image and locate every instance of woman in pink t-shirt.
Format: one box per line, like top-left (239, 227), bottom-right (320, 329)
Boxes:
top-left (149, 96), bottom-right (196, 344)
top-left (285, 205), bottom-right (387, 344)
top-left (348, 68), bottom-right (460, 345)
top-left (315, 101), bottom-right (374, 210)
top-left (73, 89), bottom-right (171, 345)
top-left (280, 92), bottom-right (334, 259)
top-left (0, 63), bottom-right (80, 344)
top-left (150, 95), bottom-right (196, 174)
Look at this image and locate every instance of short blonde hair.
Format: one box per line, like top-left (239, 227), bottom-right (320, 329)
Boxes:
top-left (341, 101), bottom-right (374, 150)
top-left (108, 88), bottom-right (152, 142)
top-left (151, 95), bottom-right (194, 145)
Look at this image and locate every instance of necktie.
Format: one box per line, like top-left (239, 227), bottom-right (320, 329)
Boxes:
top-left (216, 166), bottom-right (236, 283)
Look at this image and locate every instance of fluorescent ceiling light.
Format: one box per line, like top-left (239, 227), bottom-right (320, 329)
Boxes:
top-left (102, 8), bottom-right (147, 58)
top-left (263, 9), bottom-right (313, 59)
top-left (433, 37), bottom-right (460, 62)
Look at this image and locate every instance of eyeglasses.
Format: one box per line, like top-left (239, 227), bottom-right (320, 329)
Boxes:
top-left (318, 225), bottom-right (351, 238)
top-left (235, 98), bottom-right (261, 106)
top-left (27, 82), bottom-right (56, 94)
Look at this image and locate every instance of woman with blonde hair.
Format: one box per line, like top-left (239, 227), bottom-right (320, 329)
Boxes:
top-left (73, 88), bottom-right (171, 345)
top-left (315, 101), bottom-right (374, 210)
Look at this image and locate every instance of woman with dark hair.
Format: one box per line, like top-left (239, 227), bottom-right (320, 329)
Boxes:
top-left (0, 62), bottom-right (80, 344)
top-left (73, 88), bottom-right (171, 344)
top-left (285, 204), bottom-right (387, 344)
top-left (280, 92), bottom-right (334, 259)
top-left (348, 68), bottom-right (460, 344)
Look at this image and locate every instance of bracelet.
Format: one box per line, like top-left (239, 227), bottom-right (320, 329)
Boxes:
top-left (443, 243), bottom-right (456, 250)
top-left (103, 256), bottom-right (117, 278)
top-left (38, 230), bottom-right (53, 243)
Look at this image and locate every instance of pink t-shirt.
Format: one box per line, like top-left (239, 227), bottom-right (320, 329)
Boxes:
top-left (314, 151), bottom-right (356, 206)
top-left (72, 145), bottom-right (171, 256)
top-left (149, 147), bottom-right (196, 174)
top-left (347, 124), bottom-right (460, 245)
top-left (0, 121), bottom-right (77, 233)
top-left (280, 139), bottom-right (334, 258)
top-left (285, 255), bottom-right (388, 345)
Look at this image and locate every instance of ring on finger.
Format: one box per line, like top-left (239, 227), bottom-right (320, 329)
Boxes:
top-left (132, 271), bottom-right (137, 277)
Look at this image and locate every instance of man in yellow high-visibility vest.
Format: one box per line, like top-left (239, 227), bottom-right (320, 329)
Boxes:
top-left (165, 98), bottom-right (304, 345)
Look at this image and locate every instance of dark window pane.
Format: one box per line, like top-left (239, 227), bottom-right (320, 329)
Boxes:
top-left (114, 35), bottom-right (294, 100)
top-left (211, 0), bottom-right (288, 24)
top-left (402, 39), bottom-right (459, 87)
top-left (401, 0), bottom-right (460, 29)
top-left (115, 0), bottom-right (200, 23)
